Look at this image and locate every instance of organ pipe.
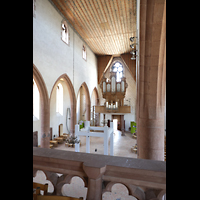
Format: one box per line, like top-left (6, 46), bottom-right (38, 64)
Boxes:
top-left (103, 81), bottom-right (106, 93)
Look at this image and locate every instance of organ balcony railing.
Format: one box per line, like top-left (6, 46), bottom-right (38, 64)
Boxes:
top-left (33, 147), bottom-right (166, 200)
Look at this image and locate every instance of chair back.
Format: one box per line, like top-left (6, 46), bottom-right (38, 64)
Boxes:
top-left (33, 182), bottom-right (48, 195)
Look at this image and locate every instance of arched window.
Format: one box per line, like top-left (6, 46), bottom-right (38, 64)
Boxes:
top-left (82, 45), bottom-right (87, 60)
top-left (56, 83), bottom-right (63, 115)
top-left (33, 79), bottom-right (40, 120)
top-left (111, 62), bottom-right (123, 81)
top-left (61, 21), bottom-right (69, 44)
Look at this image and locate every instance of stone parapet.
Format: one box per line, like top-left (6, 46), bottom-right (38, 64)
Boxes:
top-left (33, 147), bottom-right (166, 200)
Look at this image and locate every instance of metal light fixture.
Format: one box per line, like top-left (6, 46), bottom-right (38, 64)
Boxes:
top-left (130, 37), bottom-right (135, 42)
top-left (130, 36), bottom-right (138, 60)
top-left (130, 50), bottom-right (135, 55)
top-left (131, 56), bottom-right (136, 60)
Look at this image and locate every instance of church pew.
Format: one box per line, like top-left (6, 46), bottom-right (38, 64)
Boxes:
top-left (50, 140), bottom-right (58, 147)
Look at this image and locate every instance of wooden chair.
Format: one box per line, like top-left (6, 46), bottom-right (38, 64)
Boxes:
top-left (131, 144), bottom-right (137, 154)
top-left (60, 135), bottom-right (68, 140)
top-left (33, 182), bottom-right (48, 195)
top-left (132, 132), bottom-right (137, 139)
top-left (63, 133), bottom-right (70, 139)
top-left (37, 195), bottom-right (83, 200)
top-left (33, 187), bottom-right (41, 200)
top-left (50, 140), bottom-right (58, 147)
top-left (54, 137), bottom-right (64, 143)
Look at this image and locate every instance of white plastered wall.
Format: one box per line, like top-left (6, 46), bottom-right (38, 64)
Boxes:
top-left (33, 0), bottom-right (98, 144)
top-left (33, 0), bottom-right (98, 97)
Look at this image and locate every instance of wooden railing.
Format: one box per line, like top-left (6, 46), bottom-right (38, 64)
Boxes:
top-left (33, 147), bottom-right (166, 200)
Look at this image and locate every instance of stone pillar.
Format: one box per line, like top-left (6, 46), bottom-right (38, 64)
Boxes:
top-left (121, 115), bottom-right (125, 136)
top-left (110, 122), bottom-right (114, 156)
top-left (40, 100), bottom-right (50, 148)
top-left (103, 114), bottom-right (106, 126)
top-left (83, 164), bottom-right (106, 200)
top-left (137, 0), bottom-right (166, 161)
top-left (70, 97), bottom-right (76, 137)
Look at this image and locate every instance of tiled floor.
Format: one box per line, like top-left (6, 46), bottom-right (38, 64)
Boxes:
top-left (33, 130), bottom-right (138, 200)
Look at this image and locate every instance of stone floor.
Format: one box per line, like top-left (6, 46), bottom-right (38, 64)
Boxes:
top-left (55, 130), bottom-right (137, 158)
top-left (33, 130), bottom-right (138, 200)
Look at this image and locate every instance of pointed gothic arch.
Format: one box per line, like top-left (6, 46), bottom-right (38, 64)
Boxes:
top-left (50, 73), bottom-right (76, 135)
top-left (91, 87), bottom-right (100, 126)
top-left (33, 64), bottom-right (50, 148)
top-left (91, 87), bottom-right (100, 106)
top-left (77, 82), bottom-right (91, 122)
top-left (81, 82), bottom-right (90, 122)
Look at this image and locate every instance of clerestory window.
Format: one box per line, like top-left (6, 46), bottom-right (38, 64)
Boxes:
top-left (82, 45), bottom-right (87, 60)
top-left (61, 21), bottom-right (69, 44)
top-left (111, 62), bottom-right (123, 82)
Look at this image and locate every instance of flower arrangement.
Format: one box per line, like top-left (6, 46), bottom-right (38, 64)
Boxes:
top-left (66, 136), bottom-right (80, 147)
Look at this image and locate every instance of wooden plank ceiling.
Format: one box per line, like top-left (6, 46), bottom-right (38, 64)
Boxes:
top-left (51, 0), bottom-right (137, 55)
